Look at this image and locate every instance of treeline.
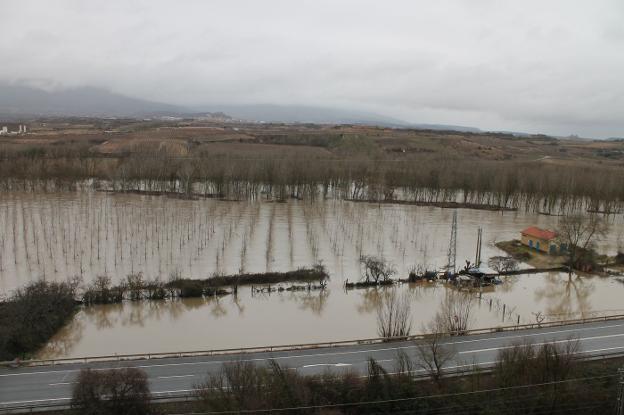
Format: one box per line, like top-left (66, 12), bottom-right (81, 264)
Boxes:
top-left (1, 145), bottom-right (623, 212)
top-left (83, 267), bottom-right (328, 305)
top-left (0, 268), bottom-right (328, 359)
top-left (0, 281), bottom-right (78, 360)
top-left (67, 341), bottom-right (617, 414)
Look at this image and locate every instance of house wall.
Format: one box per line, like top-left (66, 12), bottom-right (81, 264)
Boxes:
top-left (521, 234), bottom-right (557, 254)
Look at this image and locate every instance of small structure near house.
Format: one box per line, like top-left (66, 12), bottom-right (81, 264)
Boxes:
top-left (520, 226), bottom-right (565, 255)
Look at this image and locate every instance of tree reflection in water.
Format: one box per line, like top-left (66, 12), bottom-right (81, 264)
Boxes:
top-left (231, 294), bottom-right (245, 315)
top-left (39, 313), bottom-right (85, 359)
top-left (354, 282), bottom-right (439, 315)
top-left (294, 290), bottom-right (329, 316)
top-left (534, 272), bottom-right (594, 319)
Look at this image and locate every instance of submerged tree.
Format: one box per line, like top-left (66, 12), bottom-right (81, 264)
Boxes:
top-left (376, 289), bottom-right (412, 338)
top-left (436, 290), bottom-right (474, 335)
top-left (360, 255), bottom-right (396, 284)
top-left (557, 214), bottom-right (607, 271)
top-left (487, 256), bottom-right (519, 273)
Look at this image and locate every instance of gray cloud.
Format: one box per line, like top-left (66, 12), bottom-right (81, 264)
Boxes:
top-left (1, 0), bottom-right (623, 137)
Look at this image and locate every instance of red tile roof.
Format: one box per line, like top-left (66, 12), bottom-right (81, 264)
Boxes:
top-left (521, 226), bottom-right (557, 240)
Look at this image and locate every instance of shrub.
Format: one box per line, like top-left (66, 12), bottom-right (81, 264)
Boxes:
top-left (177, 280), bottom-right (204, 298)
top-left (71, 368), bottom-right (152, 415)
top-left (0, 281), bottom-right (78, 360)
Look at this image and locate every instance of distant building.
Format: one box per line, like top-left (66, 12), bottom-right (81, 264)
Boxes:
top-left (520, 226), bottom-right (565, 255)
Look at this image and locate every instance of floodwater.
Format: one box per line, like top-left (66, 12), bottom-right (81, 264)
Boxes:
top-left (1, 191), bottom-right (623, 359)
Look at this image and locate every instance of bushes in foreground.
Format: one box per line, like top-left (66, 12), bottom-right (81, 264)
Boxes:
top-left (67, 341), bottom-right (618, 414)
top-left (0, 281), bottom-right (78, 360)
top-left (191, 341), bottom-right (617, 414)
top-left (71, 368), bottom-right (151, 415)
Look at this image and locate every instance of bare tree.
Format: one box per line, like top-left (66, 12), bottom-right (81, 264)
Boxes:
top-left (558, 214), bottom-right (607, 270)
top-left (376, 289), bottom-right (412, 339)
top-left (436, 290), bottom-right (474, 335)
top-left (416, 318), bottom-right (457, 386)
top-left (71, 368), bottom-right (151, 415)
top-left (360, 255), bottom-right (396, 284)
top-left (487, 256), bottom-right (519, 274)
top-left (126, 273), bottom-right (145, 301)
top-left (492, 338), bottom-right (580, 413)
top-left (494, 338), bottom-right (579, 387)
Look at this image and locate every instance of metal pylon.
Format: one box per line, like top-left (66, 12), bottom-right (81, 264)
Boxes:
top-left (447, 211), bottom-right (457, 274)
top-left (475, 227), bottom-right (483, 267)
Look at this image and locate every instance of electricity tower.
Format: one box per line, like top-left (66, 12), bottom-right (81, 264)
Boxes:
top-left (474, 227), bottom-right (483, 268)
top-left (446, 211), bottom-right (457, 275)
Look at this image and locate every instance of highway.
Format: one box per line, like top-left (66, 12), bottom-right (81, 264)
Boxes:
top-left (2, 318), bottom-right (624, 411)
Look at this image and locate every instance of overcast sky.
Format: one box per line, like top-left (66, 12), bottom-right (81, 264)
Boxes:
top-left (1, 0), bottom-right (623, 137)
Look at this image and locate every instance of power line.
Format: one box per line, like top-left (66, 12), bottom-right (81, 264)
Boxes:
top-left (172, 374), bottom-right (617, 414)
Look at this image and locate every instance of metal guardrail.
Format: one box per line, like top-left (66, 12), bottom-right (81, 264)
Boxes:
top-left (0, 392), bottom-right (195, 414)
top-left (3, 313), bottom-right (624, 368)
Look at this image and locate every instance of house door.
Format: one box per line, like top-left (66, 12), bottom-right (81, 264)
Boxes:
top-left (549, 245), bottom-right (556, 255)
top-left (536, 241), bottom-right (540, 251)
top-left (529, 240), bottom-right (533, 248)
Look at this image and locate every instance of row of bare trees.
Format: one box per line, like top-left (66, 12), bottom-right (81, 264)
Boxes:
top-left (376, 289), bottom-right (475, 339)
top-left (1, 147), bottom-right (624, 212)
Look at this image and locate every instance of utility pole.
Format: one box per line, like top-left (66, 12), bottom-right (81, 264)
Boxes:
top-left (474, 227), bottom-right (483, 267)
top-left (446, 211), bottom-right (457, 275)
top-left (617, 367), bottom-right (624, 415)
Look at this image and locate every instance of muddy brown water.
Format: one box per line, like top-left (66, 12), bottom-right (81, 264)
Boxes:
top-left (0, 191), bottom-right (623, 359)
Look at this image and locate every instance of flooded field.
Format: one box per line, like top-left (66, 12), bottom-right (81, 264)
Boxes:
top-left (37, 273), bottom-right (624, 359)
top-left (1, 191), bottom-right (623, 359)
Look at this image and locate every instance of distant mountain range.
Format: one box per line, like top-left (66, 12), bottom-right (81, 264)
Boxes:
top-left (196, 104), bottom-right (481, 132)
top-left (0, 83), bottom-right (482, 132)
top-left (0, 84), bottom-right (182, 118)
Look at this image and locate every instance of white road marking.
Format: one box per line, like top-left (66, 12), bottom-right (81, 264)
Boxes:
top-left (48, 382), bottom-right (75, 386)
top-left (574, 345), bottom-right (624, 354)
top-left (155, 374), bottom-right (195, 379)
top-left (459, 333), bottom-right (624, 355)
top-left (0, 397), bottom-right (71, 405)
top-left (151, 388), bottom-right (196, 395)
top-left (2, 321), bottom-right (624, 378)
top-left (302, 363), bottom-right (352, 368)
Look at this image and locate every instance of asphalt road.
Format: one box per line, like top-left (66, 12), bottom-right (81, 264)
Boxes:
top-left (2, 318), bottom-right (624, 411)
